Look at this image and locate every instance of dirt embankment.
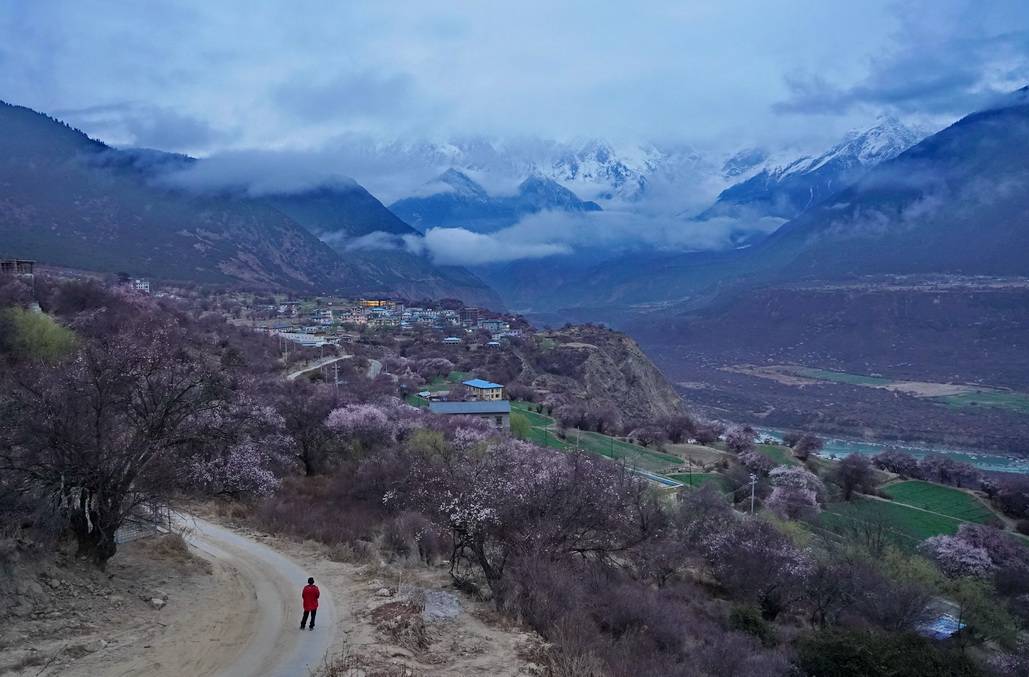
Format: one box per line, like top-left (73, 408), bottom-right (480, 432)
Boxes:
top-left (0, 532), bottom-right (237, 677)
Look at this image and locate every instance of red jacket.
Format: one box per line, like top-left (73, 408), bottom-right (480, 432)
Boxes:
top-left (302, 584), bottom-right (320, 611)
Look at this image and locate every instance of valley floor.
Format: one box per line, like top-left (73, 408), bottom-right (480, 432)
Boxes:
top-left (649, 354), bottom-right (1029, 454)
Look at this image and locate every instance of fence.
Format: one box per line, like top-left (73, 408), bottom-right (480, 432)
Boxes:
top-left (114, 501), bottom-right (173, 544)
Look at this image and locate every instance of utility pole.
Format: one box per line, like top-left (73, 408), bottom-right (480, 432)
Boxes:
top-left (688, 458), bottom-right (693, 489)
top-left (749, 473), bottom-right (757, 514)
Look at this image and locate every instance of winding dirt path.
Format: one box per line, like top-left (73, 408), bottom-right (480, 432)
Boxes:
top-left (102, 515), bottom-right (336, 677)
top-left (184, 516), bottom-right (337, 676)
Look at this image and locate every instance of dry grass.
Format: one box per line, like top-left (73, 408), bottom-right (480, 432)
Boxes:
top-left (137, 532), bottom-right (212, 574)
top-left (370, 599), bottom-right (431, 652)
top-left (322, 645), bottom-right (410, 677)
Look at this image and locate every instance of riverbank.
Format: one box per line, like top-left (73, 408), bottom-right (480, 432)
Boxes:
top-left (757, 428), bottom-right (1029, 474)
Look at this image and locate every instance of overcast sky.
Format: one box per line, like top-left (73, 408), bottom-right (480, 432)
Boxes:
top-left (2, 0), bottom-right (1027, 157)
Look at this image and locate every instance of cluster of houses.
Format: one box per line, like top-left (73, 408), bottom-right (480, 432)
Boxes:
top-left (245, 297), bottom-right (522, 349)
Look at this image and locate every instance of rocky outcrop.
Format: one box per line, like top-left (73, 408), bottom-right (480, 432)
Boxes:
top-left (513, 325), bottom-right (684, 425)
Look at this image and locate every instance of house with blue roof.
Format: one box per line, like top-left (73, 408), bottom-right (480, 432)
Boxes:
top-left (463, 378), bottom-right (505, 401)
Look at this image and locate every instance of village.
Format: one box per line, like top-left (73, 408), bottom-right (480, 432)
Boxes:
top-left (230, 295), bottom-right (527, 349)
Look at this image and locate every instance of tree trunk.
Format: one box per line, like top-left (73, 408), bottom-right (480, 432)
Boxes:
top-left (67, 487), bottom-right (121, 569)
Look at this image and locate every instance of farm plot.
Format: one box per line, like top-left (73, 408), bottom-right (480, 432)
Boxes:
top-left (756, 443), bottom-right (798, 466)
top-left (817, 497), bottom-right (964, 544)
top-left (882, 480), bottom-right (999, 525)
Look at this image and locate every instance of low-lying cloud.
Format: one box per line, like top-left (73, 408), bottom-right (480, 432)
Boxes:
top-left (411, 208), bottom-right (786, 267)
top-left (413, 228), bottom-right (571, 266)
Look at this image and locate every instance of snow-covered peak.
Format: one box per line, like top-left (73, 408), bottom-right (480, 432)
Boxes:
top-left (437, 168), bottom-right (488, 198)
top-left (748, 116), bottom-right (922, 181)
top-left (548, 139), bottom-right (654, 202)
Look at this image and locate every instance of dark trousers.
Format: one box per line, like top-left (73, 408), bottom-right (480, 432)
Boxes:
top-left (301, 609), bottom-right (317, 628)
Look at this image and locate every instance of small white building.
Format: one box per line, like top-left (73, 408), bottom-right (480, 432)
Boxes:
top-left (132, 278), bottom-right (151, 294)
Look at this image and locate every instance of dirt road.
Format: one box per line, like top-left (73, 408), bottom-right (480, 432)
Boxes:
top-left (184, 516), bottom-right (336, 676)
top-left (95, 516), bottom-right (335, 677)
top-left (286, 355), bottom-right (351, 381)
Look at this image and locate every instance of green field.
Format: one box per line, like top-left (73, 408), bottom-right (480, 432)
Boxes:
top-left (666, 472), bottom-right (726, 490)
top-left (818, 496), bottom-right (963, 544)
top-left (882, 480), bottom-right (999, 525)
top-left (793, 367), bottom-right (891, 387)
top-left (931, 390), bottom-right (1029, 415)
top-left (511, 401), bottom-right (681, 472)
top-left (576, 430), bottom-right (682, 472)
top-left (756, 443), bottom-right (798, 466)
top-left (511, 402), bottom-right (556, 427)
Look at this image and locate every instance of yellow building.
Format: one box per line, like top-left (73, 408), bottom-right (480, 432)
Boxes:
top-left (463, 379), bottom-right (505, 401)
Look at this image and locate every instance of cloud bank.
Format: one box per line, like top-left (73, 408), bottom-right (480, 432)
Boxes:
top-left (410, 208), bottom-right (786, 267)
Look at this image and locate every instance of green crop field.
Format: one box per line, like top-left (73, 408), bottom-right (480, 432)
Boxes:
top-left (511, 401), bottom-right (680, 472)
top-left (882, 480), bottom-right (999, 524)
top-left (575, 430), bottom-right (682, 473)
top-left (792, 367), bottom-right (892, 386)
top-left (818, 497), bottom-right (963, 544)
top-left (756, 443), bottom-right (798, 466)
top-left (523, 425), bottom-right (571, 450)
top-left (511, 401), bottom-right (556, 427)
top-left (932, 390), bottom-right (1029, 415)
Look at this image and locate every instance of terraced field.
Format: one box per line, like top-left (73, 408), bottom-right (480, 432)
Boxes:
top-left (882, 480), bottom-right (999, 525)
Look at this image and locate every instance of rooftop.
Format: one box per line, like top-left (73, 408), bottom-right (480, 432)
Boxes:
top-left (429, 400), bottom-right (511, 415)
top-left (463, 378), bottom-right (503, 389)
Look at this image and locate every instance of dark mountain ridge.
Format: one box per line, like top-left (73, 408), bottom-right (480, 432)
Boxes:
top-left (0, 101), bottom-right (500, 306)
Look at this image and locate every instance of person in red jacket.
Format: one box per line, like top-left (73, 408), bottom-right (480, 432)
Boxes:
top-left (300, 577), bottom-right (320, 630)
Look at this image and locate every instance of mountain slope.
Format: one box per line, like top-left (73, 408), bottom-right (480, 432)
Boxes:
top-left (700, 116), bottom-right (922, 222)
top-left (0, 101), bottom-right (500, 305)
top-left (389, 170), bottom-right (600, 233)
top-left (0, 101), bottom-right (349, 289)
top-left (530, 95), bottom-right (1029, 316)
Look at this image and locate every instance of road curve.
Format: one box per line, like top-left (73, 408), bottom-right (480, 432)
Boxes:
top-left (286, 355), bottom-right (351, 381)
top-left (177, 515), bottom-right (336, 677)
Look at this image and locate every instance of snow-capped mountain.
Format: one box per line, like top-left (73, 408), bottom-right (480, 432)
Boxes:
top-left (547, 140), bottom-right (657, 202)
top-left (389, 169), bottom-right (601, 233)
top-left (701, 115), bottom-right (923, 221)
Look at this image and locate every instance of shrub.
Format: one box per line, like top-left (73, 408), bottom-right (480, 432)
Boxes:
top-left (795, 629), bottom-right (980, 677)
top-left (728, 605), bottom-right (775, 646)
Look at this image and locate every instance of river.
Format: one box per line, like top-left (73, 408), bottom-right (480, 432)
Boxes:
top-left (756, 428), bottom-right (1029, 474)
